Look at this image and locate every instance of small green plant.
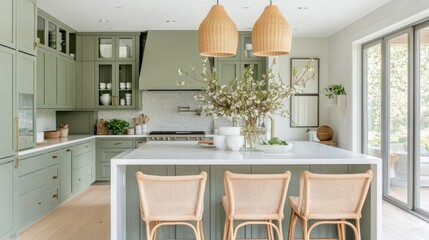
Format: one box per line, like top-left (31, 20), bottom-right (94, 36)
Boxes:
top-left (104, 119), bottom-right (130, 135)
top-left (323, 84), bottom-right (346, 99)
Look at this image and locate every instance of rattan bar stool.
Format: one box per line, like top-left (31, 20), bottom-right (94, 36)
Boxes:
top-left (287, 170), bottom-right (373, 240)
top-left (135, 171), bottom-right (207, 240)
top-left (222, 171), bottom-right (292, 240)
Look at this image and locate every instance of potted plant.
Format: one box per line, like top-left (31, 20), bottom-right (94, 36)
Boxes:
top-left (104, 119), bottom-right (130, 135)
top-left (323, 84), bottom-right (346, 107)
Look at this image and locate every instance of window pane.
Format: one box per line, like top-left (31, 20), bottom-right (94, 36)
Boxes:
top-left (387, 33), bottom-right (409, 204)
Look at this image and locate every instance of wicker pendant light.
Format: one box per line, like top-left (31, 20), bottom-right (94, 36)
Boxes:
top-left (198, 1), bottom-right (238, 57)
top-left (252, 0), bottom-right (292, 56)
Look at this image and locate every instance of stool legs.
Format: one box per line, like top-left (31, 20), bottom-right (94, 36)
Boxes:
top-left (288, 210), bottom-right (297, 240)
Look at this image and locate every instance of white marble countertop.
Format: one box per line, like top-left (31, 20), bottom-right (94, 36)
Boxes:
top-left (113, 141), bottom-right (380, 165)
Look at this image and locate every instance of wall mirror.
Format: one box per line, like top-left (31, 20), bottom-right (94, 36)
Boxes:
top-left (290, 58), bottom-right (319, 128)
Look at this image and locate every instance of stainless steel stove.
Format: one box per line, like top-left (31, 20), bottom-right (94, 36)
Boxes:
top-left (147, 131), bottom-right (206, 141)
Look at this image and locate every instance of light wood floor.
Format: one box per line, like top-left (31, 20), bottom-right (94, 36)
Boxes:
top-left (16, 184), bottom-right (429, 240)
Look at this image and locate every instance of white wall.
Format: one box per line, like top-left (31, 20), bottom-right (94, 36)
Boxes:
top-left (328, 0), bottom-right (429, 151)
top-left (270, 37), bottom-right (330, 141)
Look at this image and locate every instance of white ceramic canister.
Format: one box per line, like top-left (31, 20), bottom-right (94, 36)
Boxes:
top-left (135, 125), bottom-right (142, 135)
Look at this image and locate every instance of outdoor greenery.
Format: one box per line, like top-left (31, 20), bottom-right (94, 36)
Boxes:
top-left (366, 40), bottom-right (429, 148)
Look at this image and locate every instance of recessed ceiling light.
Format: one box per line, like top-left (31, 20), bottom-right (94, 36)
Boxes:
top-left (166, 20), bottom-right (177, 23)
top-left (297, 7), bottom-right (308, 10)
top-left (107, 27), bottom-right (113, 30)
top-left (243, 6), bottom-right (251, 10)
top-left (247, 27), bottom-right (252, 30)
top-left (99, 19), bottom-right (109, 23)
top-left (115, 6), bottom-right (123, 9)
top-left (293, 28), bottom-right (299, 31)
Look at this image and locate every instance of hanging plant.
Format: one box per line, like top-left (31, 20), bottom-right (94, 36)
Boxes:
top-left (323, 84), bottom-right (346, 99)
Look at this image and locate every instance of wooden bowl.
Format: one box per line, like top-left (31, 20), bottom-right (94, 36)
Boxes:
top-left (44, 131), bottom-right (61, 139)
top-left (317, 125), bottom-right (334, 141)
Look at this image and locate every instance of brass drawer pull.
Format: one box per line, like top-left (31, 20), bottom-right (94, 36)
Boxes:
top-left (66, 149), bottom-right (71, 152)
top-left (85, 145), bottom-right (88, 148)
top-left (114, 142), bottom-right (122, 145)
top-left (38, 202), bottom-right (42, 205)
top-left (53, 194), bottom-right (58, 199)
top-left (52, 155), bottom-right (58, 159)
top-left (52, 176), bottom-right (58, 180)
top-left (78, 178), bottom-right (81, 181)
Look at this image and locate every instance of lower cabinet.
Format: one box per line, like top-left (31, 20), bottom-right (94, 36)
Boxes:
top-left (96, 139), bottom-right (133, 180)
top-left (15, 140), bottom-right (95, 234)
top-left (0, 158), bottom-right (15, 240)
top-left (72, 141), bottom-right (95, 191)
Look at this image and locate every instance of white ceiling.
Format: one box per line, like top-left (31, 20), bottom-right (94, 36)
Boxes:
top-left (38, 0), bottom-right (391, 37)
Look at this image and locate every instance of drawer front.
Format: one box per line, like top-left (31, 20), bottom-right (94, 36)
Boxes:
top-left (18, 154), bottom-right (45, 177)
top-left (46, 165), bottom-right (59, 189)
top-left (45, 150), bottom-right (61, 167)
top-left (100, 162), bottom-right (111, 179)
top-left (98, 139), bottom-right (133, 149)
top-left (72, 141), bottom-right (94, 157)
top-left (46, 186), bottom-right (59, 207)
top-left (19, 186), bottom-right (45, 222)
top-left (19, 170), bottom-right (45, 196)
top-left (73, 164), bottom-right (93, 191)
top-left (73, 151), bottom-right (93, 170)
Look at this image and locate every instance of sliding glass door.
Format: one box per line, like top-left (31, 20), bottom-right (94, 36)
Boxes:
top-left (386, 31), bottom-right (411, 205)
top-left (416, 24), bottom-right (429, 214)
top-left (363, 21), bottom-right (429, 216)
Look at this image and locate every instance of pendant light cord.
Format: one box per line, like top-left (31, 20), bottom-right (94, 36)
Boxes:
top-left (270, 0), bottom-right (272, 5)
top-left (217, 0), bottom-right (219, 5)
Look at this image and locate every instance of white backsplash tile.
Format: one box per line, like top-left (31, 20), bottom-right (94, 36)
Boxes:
top-left (36, 109), bottom-right (56, 132)
top-left (98, 91), bottom-right (232, 134)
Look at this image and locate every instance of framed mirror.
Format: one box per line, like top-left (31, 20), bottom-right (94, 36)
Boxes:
top-left (290, 58), bottom-right (319, 128)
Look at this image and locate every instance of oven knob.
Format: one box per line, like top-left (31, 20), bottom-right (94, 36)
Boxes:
top-left (163, 137), bottom-right (166, 141)
top-left (167, 137), bottom-right (170, 141)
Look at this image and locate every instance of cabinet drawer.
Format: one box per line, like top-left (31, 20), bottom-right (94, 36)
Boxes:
top-left (46, 165), bottom-right (59, 189)
top-left (18, 186), bottom-right (45, 222)
top-left (18, 154), bottom-right (45, 177)
top-left (100, 163), bottom-right (111, 179)
top-left (98, 139), bottom-right (133, 149)
top-left (100, 149), bottom-right (126, 163)
top-left (45, 150), bottom-right (61, 167)
top-left (73, 151), bottom-right (93, 170)
top-left (72, 141), bottom-right (94, 157)
top-left (73, 164), bottom-right (93, 191)
top-left (46, 186), bottom-right (59, 208)
top-left (19, 170), bottom-right (45, 196)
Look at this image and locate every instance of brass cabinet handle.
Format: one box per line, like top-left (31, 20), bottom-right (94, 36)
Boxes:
top-left (78, 178), bottom-right (81, 181)
top-left (52, 155), bottom-right (58, 159)
top-left (15, 117), bottom-right (19, 168)
top-left (85, 145), bottom-right (88, 148)
top-left (53, 194), bottom-right (58, 199)
top-left (52, 176), bottom-right (58, 180)
top-left (38, 202), bottom-right (42, 205)
top-left (66, 149), bottom-right (71, 152)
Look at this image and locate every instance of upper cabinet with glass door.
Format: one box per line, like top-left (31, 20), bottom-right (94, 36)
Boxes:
top-left (37, 10), bottom-right (76, 60)
top-left (240, 34), bottom-right (260, 60)
top-left (96, 35), bottom-right (136, 61)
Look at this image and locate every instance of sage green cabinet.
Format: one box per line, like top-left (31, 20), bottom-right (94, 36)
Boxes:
top-left (96, 139), bottom-right (133, 180)
top-left (0, 0), bottom-right (16, 49)
top-left (0, 159), bottom-right (15, 240)
top-left (75, 62), bottom-right (95, 109)
top-left (76, 35), bottom-right (95, 61)
top-left (37, 49), bottom-right (75, 109)
top-left (215, 33), bottom-right (266, 84)
top-left (96, 35), bottom-right (137, 62)
top-left (37, 10), bottom-right (76, 59)
top-left (95, 62), bottom-right (136, 108)
top-left (17, 0), bottom-right (36, 56)
top-left (59, 148), bottom-right (72, 201)
top-left (0, 46), bottom-right (15, 159)
top-left (72, 141), bottom-right (95, 192)
top-left (16, 52), bottom-right (36, 150)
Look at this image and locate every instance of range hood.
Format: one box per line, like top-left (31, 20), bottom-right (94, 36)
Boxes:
top-left (139, 30), bottom-right (206, 91)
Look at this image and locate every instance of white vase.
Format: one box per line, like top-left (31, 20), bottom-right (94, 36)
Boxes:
top-left (100, 94), bottom-right (111, 106)
top-left (337, 95), bottom-right (347, 110)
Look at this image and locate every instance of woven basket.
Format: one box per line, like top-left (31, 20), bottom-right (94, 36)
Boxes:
top-left (317, 125), bottom-right (334, 141)
top-left (44, 131), bottom-right (60, 139)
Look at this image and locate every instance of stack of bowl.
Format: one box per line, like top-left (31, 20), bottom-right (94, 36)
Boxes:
top-left (213, 127), bottom-right (244, 151)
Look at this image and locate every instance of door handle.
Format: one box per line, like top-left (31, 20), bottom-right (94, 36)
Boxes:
top-left (15, 117), bottom-right (19, 168)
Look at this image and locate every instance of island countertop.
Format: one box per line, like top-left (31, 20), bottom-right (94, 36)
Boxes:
top-left (114, 141), bottom-right (379, 165)
top-left (111, 141), bottom-right (382, 240)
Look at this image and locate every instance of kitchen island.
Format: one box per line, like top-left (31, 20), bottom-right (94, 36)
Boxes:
top-left (111, 141), bottom-right (381, 240)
